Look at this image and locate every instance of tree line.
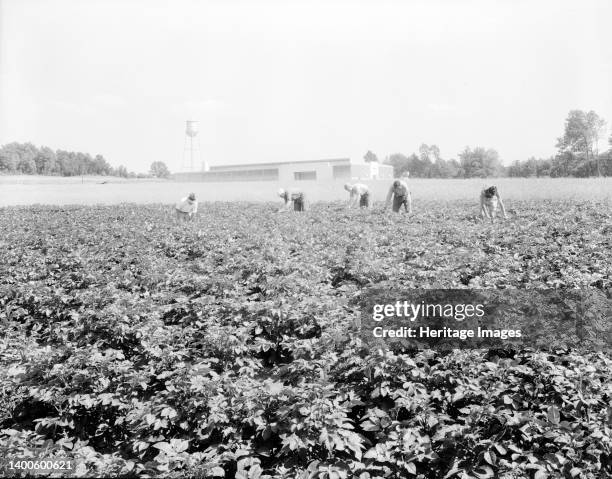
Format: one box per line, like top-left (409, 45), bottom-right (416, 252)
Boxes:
top-left (376, 109), bottom-right (612, 178)
top-left (2, 109), bottom-right (610, 179)
top-left (0, 142), bottom-right (172, 178)
top-left (0, 142), bottom-right (133, 177)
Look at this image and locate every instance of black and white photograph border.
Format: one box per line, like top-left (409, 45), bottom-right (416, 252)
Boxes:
top-left (1, 1), bottom-right (611, 478)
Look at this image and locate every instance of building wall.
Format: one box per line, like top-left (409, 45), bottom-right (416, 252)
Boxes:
top-left (376, 164), bottom-right (394, 179)
top-left (277, 160), bottom-right (339, 183)
top-left (333, 165), bottom-right (351, 180)
top-left (172, 159), bottom-right (396, 182)
top-left (204, 168), bottom-right (279, 182)
top-left (173, 170), bottom-right (279, 182)
top-left (349, 163), bottom-right (394, 180)
top-left (200, 160), bottom-right (349, 183)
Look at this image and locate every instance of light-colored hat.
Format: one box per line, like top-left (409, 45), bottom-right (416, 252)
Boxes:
top-left (277, 188), bottom-right (285, 197)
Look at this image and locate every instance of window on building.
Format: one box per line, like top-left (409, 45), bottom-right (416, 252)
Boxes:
top-left (294, 171), bottom-right (317, 181)
top-left (333, 165), bottom-right (351, 179)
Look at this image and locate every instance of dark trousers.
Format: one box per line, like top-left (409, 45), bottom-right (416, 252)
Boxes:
top-left (392, 195), bottom-right (408, 212)
top-left (359, 192), bottom-right (370, 208)
top-left (293, 196), bottom-right (307, 211)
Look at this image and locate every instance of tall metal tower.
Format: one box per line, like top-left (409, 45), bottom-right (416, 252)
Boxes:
top-left (182, 120), bottom-right (208, 172)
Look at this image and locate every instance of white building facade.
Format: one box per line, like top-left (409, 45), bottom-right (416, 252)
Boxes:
top-left (173, 158), bottom-right (393, 182)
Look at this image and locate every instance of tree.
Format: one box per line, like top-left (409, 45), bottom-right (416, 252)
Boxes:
top-left (419, 144), bottom-right (447, 177)
top-left (537, 157), bottom-right (553, 177)
top-left (416, 145), bottom-right (464, 178)
top-left (34, 146), bottom-right (57, 174)
top-left (92, 154), bottom-right (112, 175)
top-left (385, 153), bottom-right (408, 177)
top-left (556, 110), bottom-right (607, 176)
top-left (115, 165), bottom-right (128, 178)
top-left (56, 150), bottom-right (77, 176)
top-left (419, 144), bottom-right (441, 163)
top-left (384, 150), bottom-right (462, 178)
top-left (597, 151), bottom-right (612, 176)
top-left (363, 150), bottom-right (379, 163)
top-left (385, 153), bottom-right (419, 177)
top-left (523, 157), bottom-right (538, 177)
top-left (433, 158), bottom-right (461, 178)
top-left (0, 143), bottom-right (19, 173)
top-left (458, 147), bottom-right (503, 178)
top-left (508, 157), bottom-right (552, 178)
top-left (150, 161), bottom-right (171, 178)
top-left (74, 152), bottom-right (92, 177)
top-left (0, 142), bottom-right (131, 177)
top-left (0, 142), bottom-right (39, 174)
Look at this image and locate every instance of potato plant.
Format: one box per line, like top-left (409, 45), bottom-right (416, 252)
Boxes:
top-left (1, 201), bottom-right (610, 478)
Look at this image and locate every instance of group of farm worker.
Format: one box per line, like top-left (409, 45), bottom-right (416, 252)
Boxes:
top-left (174, 180), bottom-right (507, 222)
top-left (277, 179), bottom-right (412, 214)
top-left (276, 181), bottom-right (507, 221)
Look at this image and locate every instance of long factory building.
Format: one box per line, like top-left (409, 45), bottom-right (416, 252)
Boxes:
top-left (173, 158), bottom-right (394, 182)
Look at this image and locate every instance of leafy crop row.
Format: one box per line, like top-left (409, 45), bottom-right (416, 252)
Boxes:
top-left (1, 201), bottom-right (610, 478)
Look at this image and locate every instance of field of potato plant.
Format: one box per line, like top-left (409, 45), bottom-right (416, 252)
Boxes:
top-left (1, 200), bottom-right (611, 478)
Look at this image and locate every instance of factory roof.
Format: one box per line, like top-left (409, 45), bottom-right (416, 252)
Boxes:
top-left (209, 158), bottom-right (351, 170)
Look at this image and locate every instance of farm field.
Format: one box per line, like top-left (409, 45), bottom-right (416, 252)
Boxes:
top-left (1, 200), bottom-right (611, 478)
top-left (1, 176), bottom-right (612, 206)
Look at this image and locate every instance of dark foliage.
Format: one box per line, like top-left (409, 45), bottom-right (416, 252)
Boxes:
top-left (1, 202), bottom-right (610, 478)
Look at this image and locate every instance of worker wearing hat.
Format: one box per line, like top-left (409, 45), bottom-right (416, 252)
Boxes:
top-left (175, 192), bottom-right (198, 221)
top-left (278, 188), bottom-right (308, 212)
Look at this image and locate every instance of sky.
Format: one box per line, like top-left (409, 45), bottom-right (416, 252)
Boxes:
top-left (1, 0), bottom-right (611, 173)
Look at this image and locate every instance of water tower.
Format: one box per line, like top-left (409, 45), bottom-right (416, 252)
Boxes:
top-left (182, 120), bottom-right (208, 172)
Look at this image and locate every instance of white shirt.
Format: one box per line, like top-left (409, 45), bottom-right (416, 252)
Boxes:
top-left (175, 197), bottom-right (198, 214)
top-left (348, 183), bottom-right (370, 199)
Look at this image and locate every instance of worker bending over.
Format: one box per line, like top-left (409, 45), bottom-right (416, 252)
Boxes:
top-left (278, 188), bottom-right (308, 212)
top-left (175, 192), bottom-right (198, 221)
top-left (480, 186), bottom-right (507, 222)
top-left (385, 179), bottom-right (412, 214)
top-left (344, 183), bottom-right (371, 209)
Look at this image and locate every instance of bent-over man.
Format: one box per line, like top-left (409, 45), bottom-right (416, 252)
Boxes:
top-left (385, 179), bottom-right (412, 213)
top-left (278, 188), bottom-right (308, 212)
top-left (480, 186), bottom-right (507, 222)
top-left (175, 192), bottom-right (198, 221)
top-left (344, 183), bottom-right (371, 209)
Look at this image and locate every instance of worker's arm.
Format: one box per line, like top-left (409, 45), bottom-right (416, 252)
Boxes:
top-left (188, 202), bottom-right (197, 220)
top-left (385, 187), bottom-right (393, 208)
top-left (277, 196), bottom-right (290, 212)
top-left (407, 191), bottom-right (413, 214)
top-left (496, 191), bottom-right (507, 219)
top-left (479, 192), bottom-right (488, 219)
top-left (348, 190), bottom-right (358, 208)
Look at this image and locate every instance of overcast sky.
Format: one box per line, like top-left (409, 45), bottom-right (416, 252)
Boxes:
top-left (1, 0), bottom-right (611, 173)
